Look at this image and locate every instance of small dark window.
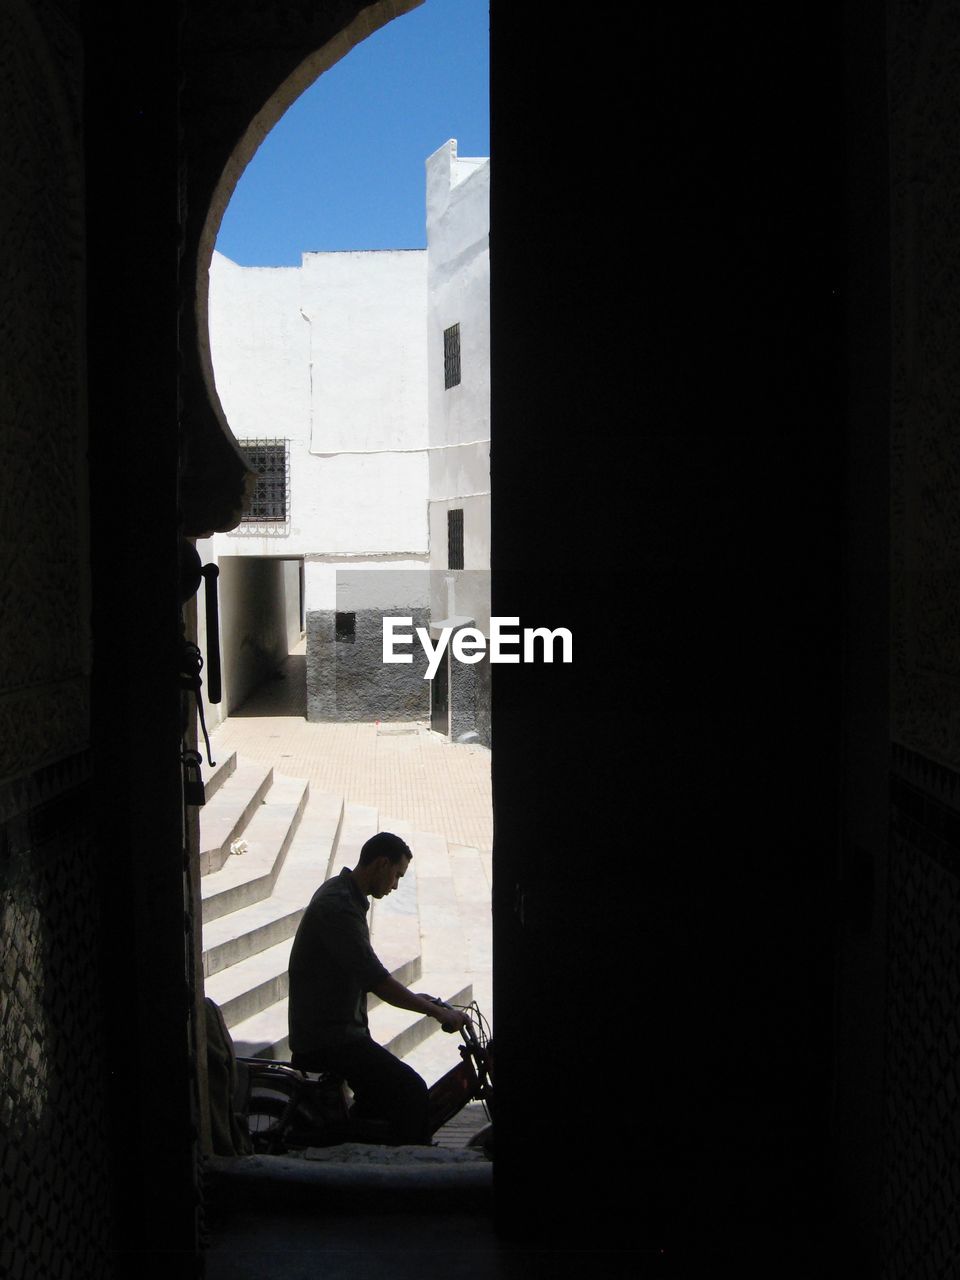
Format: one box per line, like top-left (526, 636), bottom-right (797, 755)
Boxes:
top-left (447, 508), bottom-right (464, 570)
top-left (335, 612), bottom-right (356, 642)
top-left (443, 323), bottom-right (461, 389)
top-left (238, 438), bottom-right (289, 522)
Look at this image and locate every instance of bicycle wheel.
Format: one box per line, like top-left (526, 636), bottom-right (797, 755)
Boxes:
top-left (246, 1087), bottom-right (295, 1152)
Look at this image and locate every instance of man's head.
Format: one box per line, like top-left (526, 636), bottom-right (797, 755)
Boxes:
top-left (356, 831), bottom-right (412, 899)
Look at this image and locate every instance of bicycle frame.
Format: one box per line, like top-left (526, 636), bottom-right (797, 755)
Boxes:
top-left (240, 1002), bottom-right (493, 1154)
top-left (426, 1017), bottom-right (494, 1136)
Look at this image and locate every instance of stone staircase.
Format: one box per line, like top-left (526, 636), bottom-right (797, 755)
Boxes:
top-left (200, 751), bottom-right (481, 1067)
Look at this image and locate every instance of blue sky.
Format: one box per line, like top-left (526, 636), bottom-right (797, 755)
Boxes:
top-left (215, 1), bottom-right (489, 266)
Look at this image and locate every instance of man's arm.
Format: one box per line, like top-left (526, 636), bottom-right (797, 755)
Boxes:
top-left (370, 974), bottom-right (468, 1031)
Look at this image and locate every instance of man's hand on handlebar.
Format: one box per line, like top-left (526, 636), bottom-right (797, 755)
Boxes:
top-left (418, 994), bottom-right (468, 1033)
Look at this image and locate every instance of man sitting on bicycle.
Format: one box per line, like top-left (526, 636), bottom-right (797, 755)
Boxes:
top-left (287, 831), bottom-right (467, 1145)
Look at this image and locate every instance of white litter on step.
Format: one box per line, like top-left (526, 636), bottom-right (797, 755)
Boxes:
top-left (229, 839), bottom-right (249, 857)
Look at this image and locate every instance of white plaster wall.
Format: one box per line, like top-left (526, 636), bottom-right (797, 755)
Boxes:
top-left (208, 250), bottom-right (429, 562)
top-left (209, 253), bottom-right (309, 445)
top-left (205, 144), bottom-right (489, 709)
top-left (428, 495), bottom-right (489, 568)
top-left (304, 558), bottom-right (430, 612)
top-left (425, 140), bottom-right (491, 622)
top-left (429, 566), bottom-right (491, 637)
top-left (426, 141), bottom-right (490, 455)
top-left (283, 558), bottom-right (302, 649)
top-left (306, 451), bottom-right (428, 553)
top-left (206, 451), bottom-right (428, 559)
top-left (301, 251), bottom-right (427, 455)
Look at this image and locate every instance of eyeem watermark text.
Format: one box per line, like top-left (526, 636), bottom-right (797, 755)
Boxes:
top-left (383, 617), bottom-right (573, 680)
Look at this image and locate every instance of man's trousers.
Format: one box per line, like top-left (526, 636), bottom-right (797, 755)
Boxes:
top-left (291, 1035), bottom-right (430, 1145)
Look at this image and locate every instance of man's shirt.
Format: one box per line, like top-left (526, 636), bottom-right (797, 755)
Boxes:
top-left (287, 867), bottom-right (390, 1052)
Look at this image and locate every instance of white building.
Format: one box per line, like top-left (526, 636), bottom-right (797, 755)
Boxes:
top-left (197, 139), bottom-right (490, 743)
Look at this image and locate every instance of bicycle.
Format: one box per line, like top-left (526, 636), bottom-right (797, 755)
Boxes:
top-left (237, 1000), bottom-right (494, 1155)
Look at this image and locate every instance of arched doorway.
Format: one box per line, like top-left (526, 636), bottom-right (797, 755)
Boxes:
top-left (184, 0), bottom-right (493, 1185)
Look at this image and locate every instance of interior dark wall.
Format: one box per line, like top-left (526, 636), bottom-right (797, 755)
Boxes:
top-left (881, 3), bottom-right (960, 1274)
top-left (0, 1), bottom-right (203, 1275)
top-left (490, 4), bottom-right (846, 1266)
top-left (832, 1), bottom-right (891, 1270)
top-left (83, 6), bottom-right (202, 1276)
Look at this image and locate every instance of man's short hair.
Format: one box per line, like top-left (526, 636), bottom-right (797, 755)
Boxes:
top-left (358, 831), bottom-right (412, 867)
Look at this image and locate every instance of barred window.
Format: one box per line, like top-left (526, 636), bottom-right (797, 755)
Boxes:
top-left (443, 323), bottom-right (461, 389)
top-left (447, 508), bottom-right (464, 570)
top-left (238, 439), bottom-right (289, 522)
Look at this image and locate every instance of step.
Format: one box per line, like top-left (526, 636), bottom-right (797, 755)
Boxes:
top-left (479, 849), bottom-right (492, 890)
top-left (369, 831), bottom-right (421, 976)
top-left (203, 903), bottom-right (303, 983)
top-left (205, 935), bottom-right (295, 1029)
top-left (327, 802), bottom-right (379, 877)
top-left (229, 994), bottom-right (292, 1061)
top-left (205, 796), bottom-right (376, 1027)
top-left (368, 972), bottom-right (473, 1060)
top-left (404, 828), bottom-right (450, 878)
top-left (448, 844), bottom-right (490, 904)
top-left (201, 790), bottom-right (343, 979)
top-left (200, 775), bottom-right (309, 924)
top-left (205, 1151), bottom-right (492, 1212)
top-left (220, 926), bottom-right (422, 1048)
top-left (366, 843), bottom-right (422, 1005)
top-left (199, 759), bottom-right (274, 875)
top-left (404, 830), bottom-right (463, 974)
top-left (226, 953), bottom-right (429, 1062)
top-left (377, 814), bottom-right (414, 836)
top-left (366, 952), bottom-right (421, 1002)
top-left (203, 750), bottom-right (237, 803)
top-left (447, 845), bottom-right (493, 977)
top-left (209, 907), bottom-right (421, 1030)
top-left (401, 1000), bottom-right (492, 1090)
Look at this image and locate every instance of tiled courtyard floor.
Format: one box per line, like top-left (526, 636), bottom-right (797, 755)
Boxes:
top-left (206, 652), bottom-right (492, 855)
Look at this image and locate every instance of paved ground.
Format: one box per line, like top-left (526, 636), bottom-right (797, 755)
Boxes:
top-left (208, 651), bottom-right (492, 855)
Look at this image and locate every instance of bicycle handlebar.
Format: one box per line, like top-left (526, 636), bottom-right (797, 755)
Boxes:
top-left (429, 996), bottom-right (469, 1034)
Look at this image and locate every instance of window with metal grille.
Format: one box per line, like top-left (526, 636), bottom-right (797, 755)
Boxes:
top-left (238, 439), bottom-right (289, 522)
top-left (335, 612), bottom-right (356, 643)
top-left (447, 508), bottom-right (464, 570)
top-left (443, 323), bottom-right (461, 389)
